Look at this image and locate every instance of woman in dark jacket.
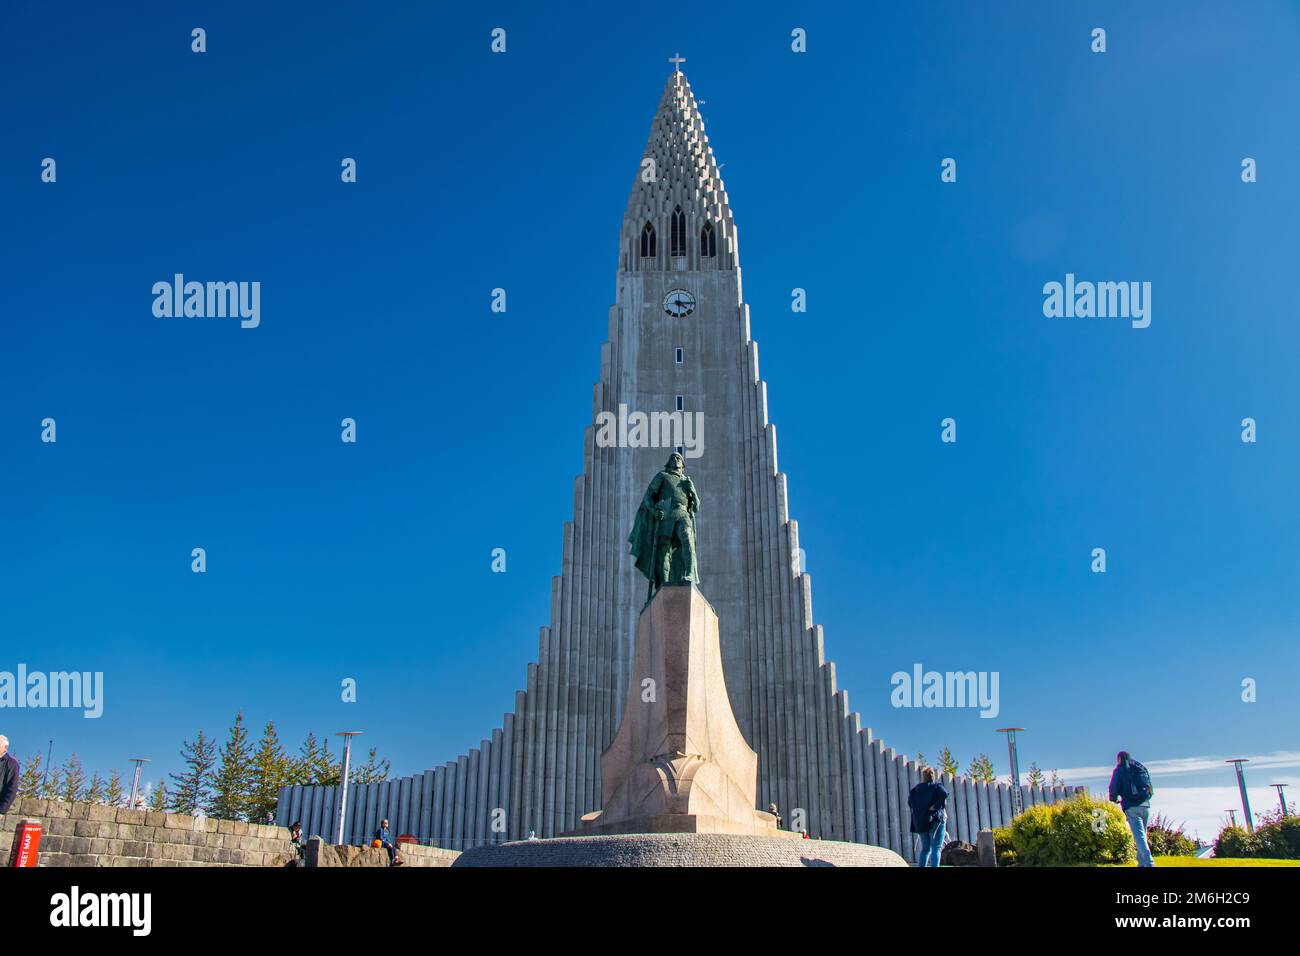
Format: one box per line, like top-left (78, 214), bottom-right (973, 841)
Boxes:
top-left (908, 767), bottom-right (949, 867)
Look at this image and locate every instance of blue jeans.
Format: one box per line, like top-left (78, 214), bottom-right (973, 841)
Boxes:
top-left (1126, 805), bottom-right (1154, 867)
top-left (917, 817), bottom-right (946, 867)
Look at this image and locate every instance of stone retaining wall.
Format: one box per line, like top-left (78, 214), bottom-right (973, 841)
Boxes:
top-left (303, 836), bottom-right (459, 867)
top-left (2, 797), bottom-right (463, 868)
top-left (2, 797), bottom-right (297, 867)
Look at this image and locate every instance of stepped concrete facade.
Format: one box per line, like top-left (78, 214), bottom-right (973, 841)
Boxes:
top-left (277, 69), bottom-right (1084, 861)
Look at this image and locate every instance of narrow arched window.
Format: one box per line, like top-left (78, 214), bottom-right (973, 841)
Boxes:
top-left (671, 206), bottom-right (687, 257)
top-left (640, 221), bottom-right (656, 258)
top-left (700, 221), bottom-right (716, 258)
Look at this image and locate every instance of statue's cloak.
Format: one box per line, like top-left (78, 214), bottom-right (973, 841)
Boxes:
top-left (628, 497), bottom-right (658, 581)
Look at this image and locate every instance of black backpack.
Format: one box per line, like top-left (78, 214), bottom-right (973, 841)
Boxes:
top-left (1125, 759), bottom-right (1153, 803)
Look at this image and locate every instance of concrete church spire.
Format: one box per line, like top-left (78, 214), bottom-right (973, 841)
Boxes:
top-left (622, 70), bottom-right (737, 271)
top-left (277, 69), bottom-right (1077, 861)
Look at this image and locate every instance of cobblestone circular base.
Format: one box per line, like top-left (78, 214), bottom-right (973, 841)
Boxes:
top-left (452, 833), bottom-right (908, 867)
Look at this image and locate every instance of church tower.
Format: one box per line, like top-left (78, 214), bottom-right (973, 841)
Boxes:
top-left (277, 69), bottom-right (1074, 859)
top-left (602, 67), bottom-right (832, 831)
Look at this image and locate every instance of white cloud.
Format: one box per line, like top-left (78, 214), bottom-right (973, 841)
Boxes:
top-left (1051, 750), bottom-right (1300, 784)
top-left (1144, 776), bottom-right (1299, 845)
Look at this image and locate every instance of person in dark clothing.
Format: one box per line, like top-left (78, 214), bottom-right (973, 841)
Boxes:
top-left (1109, 750), bottom-right (1155, 867)
top-left (285, 821), bottom-right (305, 866)
top-left (908, 767), bottom-right (949, 867)
top-left (767, 803), bottom-right (782, 829)
top-left (375, 818), bottom-right (398, 866)
top-left (0, 735), bottom-right (20, 815)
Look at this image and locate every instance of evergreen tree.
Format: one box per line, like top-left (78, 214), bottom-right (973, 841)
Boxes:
top-left (169, 729), bottom-right (217, 815)
top-left (1026, 761), bottom-right (1045, 787)
top-left (17, 753), bottom-right (44, 798)
top-left (209, 712), bottom-right (255, 821)
top-left (85, 772), bottom-right (106, 803)
top-left (290, 732), bottom-right (320, 784)
top-left (294, 731), bottom-right (340, 786)
top-left (104, 769), bottom-right (125, 807)
top-left (59, 753), bottom-right (87, 802)
top-left (350, 746), bottom-right (391, 785)
top-left (937, 746), bottom-right (959, 778)
top-left (41, 767), bottom-right (62, 801)
top-left (966, 753), bottom-right (997, 784)
top-left (248, 720), bottom-right (291, 822)
top-left (1049, 768), bottom-right (1064, 786)
top-left (318, 734), bottom-right (342, 786)
top-left (915, 752), bottom-right (927, 771)
top-left (149, 781), bottom-right (169, 812)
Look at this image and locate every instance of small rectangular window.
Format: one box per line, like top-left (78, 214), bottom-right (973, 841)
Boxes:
top-left (676, 395), bottom-right (684, 411)
top-left (675, 348), bottom-right (683, 364)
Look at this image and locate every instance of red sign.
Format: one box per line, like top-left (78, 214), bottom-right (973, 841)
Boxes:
top-left (8, 820), bottom-right (42, 867)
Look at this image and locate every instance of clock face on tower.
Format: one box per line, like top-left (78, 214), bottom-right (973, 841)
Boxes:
top-left (663, 288), bottom-right (696, 318)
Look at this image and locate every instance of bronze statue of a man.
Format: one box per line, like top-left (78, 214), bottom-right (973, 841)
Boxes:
top-left (629, 453), bottom-right (700, 604)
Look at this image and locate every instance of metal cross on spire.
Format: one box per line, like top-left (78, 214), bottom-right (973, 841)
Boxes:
top-left (669, 53), bottom-right (686, 74)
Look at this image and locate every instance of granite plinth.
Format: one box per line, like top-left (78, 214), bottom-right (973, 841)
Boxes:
top-left (574, 585), bottom-right (782, 837)
top-left (454, 833), bottom-right (908, 867)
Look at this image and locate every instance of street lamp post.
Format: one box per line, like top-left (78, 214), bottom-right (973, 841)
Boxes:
top-left (1269, 783), bottom-right (1289, 817)
top-left (996, 727), bottom-right (1026, 816)
top-left (335, 731), bottom-right (363, 845)
top-left (1226, 759), bottom-right (1253, 833)
top-left (127, 757), bottom-right (150, 809)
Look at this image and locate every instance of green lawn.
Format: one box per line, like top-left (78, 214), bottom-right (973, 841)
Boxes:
top-left (1116, 856), bottom-right (1300, 867)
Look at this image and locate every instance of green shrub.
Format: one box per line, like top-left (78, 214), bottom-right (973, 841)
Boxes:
top-left (1146, 813), bottom-right (1197, 857)
top-left (1253, 813), bottom-right (1300, 859)
top-left (1213, 825), bottom-right (1260, 858)
top-left (1007, 795), bottom-right (1134, 866)
top-left (1213, 811), bottom-right (1300, 860)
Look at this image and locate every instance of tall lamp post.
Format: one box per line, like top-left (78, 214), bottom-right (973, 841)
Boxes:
top-left (1226, 759), bottom-right (1254, 833)
top-left (996, 727), bottom-right (1026, 815)
top-left (1269, 783), bottom-right (1289, 817)
top-left (127, 757), bottom-right (150, 809)
top-left (335, 731), bottom-right (363, 845)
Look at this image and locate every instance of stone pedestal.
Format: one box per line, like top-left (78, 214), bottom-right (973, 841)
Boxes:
top-left (454, 833), bottom-right (908, 867)
top-left (574, 585), bottom-right (789, 837)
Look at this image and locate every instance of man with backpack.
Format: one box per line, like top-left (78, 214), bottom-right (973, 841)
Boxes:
top-left (1109, 750), bottom-right (1155, 867)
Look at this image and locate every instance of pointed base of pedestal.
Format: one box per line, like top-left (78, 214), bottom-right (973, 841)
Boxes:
top-left (572, 585), bottom-right (794, 838)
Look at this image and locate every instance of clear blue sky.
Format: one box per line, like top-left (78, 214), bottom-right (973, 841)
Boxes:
top-left (2, 2), bottom-right (1297, 838)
